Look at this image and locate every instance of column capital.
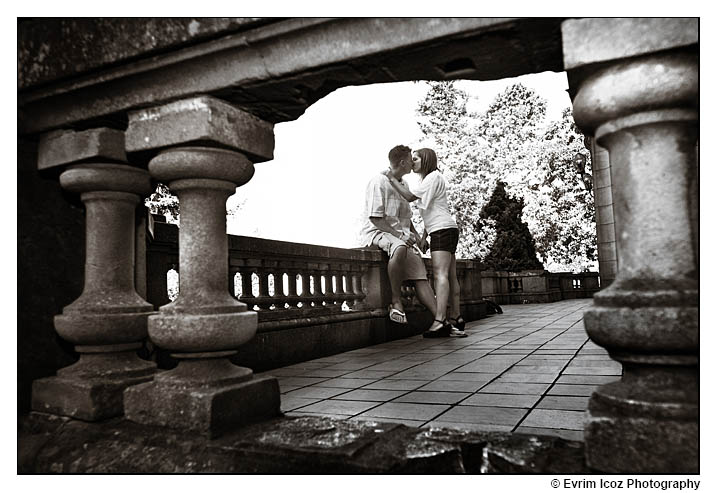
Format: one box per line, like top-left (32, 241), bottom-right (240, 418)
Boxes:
top-left (126, 95), bottom-right (274, 163)
top-left (570, 53), bottom-right (697, 139)
top-left (38, 127), bottom-right (127, 171)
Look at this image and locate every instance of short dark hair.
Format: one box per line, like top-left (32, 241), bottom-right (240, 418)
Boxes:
top-left (388, 145), bottom-right (412, 166)
top-left (414, 148), bottom-right (438, 177)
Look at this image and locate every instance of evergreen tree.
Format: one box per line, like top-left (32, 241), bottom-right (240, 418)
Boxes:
top-left (480, 182), bottom-right (543, 271)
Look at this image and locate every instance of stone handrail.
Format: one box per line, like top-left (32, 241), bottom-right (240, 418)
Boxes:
top-left (146, 219), bottom-right (486, 334)
top-left (481, 269), bottom-right (600, 304)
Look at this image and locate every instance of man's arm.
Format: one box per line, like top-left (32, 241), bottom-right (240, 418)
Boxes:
top-left (382, 171), bottom-right (419, 202)
top-left (410, 222), bottom-right (427, 251)
top-left (370, 217), bottom-right (416, 246)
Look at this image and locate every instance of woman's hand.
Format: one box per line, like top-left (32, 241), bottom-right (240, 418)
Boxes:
top-left (381, 168), bottom-right (393, 179)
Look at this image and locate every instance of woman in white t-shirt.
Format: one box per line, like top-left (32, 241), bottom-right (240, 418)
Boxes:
top-left (383, 148), bottom-right (466, 338)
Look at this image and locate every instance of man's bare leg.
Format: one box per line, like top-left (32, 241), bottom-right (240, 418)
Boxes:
top-left (413, 279), bottom-right (437, 318)
top-left (387, 246), bottom-right (408, 313)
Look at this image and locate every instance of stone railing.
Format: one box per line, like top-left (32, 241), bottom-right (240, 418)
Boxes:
top-left (481, 269), bottom-right (600, 304)
top-left (146, 219), bottom-right (486, 370)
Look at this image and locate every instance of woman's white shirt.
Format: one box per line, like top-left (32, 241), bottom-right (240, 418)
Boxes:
top-left (409, 171), bottom-right (458, 234)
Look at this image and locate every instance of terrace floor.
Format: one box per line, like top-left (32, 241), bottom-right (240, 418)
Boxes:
top-left (259, 298), bottom-right (620, 441)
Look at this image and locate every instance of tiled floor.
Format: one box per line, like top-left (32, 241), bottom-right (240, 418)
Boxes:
top-left (259, 299), bottom-right (620, 442)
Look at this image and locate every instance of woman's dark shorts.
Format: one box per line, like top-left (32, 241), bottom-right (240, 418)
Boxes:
top-left (430, 228), bottom-right (459, 254)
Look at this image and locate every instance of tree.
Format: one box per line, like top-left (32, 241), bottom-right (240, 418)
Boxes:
top-left (480, 182), bottom-right (543, 271)
top-left (415, 81), bottom-right (597, 272)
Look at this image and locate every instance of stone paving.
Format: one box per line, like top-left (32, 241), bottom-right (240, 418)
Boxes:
top-left (259, 299), bottom-right (621, 442)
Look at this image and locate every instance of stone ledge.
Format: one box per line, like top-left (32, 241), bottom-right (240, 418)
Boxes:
top-left (18, 412), bottom-right (590, 474)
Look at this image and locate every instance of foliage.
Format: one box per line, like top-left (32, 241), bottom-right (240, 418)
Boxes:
top-left (479, 182), bottom-right (543, 271)
top-left (145, 183), bottom-right (179, 225)
top-left (415, 81), bottom-right (597, 272)
top-left (144, 183), bottom-right (247, 228)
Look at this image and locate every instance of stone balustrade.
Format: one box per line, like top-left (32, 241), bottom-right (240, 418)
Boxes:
top-left (146, 219), bottom-right (486, 370)
top-left (481, 270), bottom-right (600, 305)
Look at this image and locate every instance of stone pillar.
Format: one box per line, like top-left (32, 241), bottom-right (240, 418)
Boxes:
top-left (587, 140), bottom-right (617, 287)
top-left (31, 128), bottom-right (156, 421)
top-left (563, 18), bottom-right (698, 472)
top-left (122, 96), bottom-right (280, 437)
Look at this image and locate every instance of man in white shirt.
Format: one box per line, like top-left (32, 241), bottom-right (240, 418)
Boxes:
top-left (359, 145), bottom-right (436, 324)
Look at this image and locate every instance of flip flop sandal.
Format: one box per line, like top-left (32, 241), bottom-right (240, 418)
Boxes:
top-left (388, 305), bottom-right (408, 324)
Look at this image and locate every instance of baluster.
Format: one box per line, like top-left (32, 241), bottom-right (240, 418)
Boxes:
top-left (122, 95), bottom-right (280, 436)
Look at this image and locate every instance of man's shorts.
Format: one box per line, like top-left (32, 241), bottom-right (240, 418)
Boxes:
top-left (430, 228), bottom-right (459, 254)
top-left (372, 232), bottom-right (428, 281)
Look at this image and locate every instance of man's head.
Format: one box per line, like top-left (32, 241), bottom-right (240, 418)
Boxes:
top-left (388, 145), bottom-right (413, 178)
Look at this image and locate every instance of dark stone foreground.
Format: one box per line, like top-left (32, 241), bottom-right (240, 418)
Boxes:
top-left (19, 412), bottom-right (590, 474)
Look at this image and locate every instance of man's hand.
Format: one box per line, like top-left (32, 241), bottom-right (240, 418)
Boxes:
top-left (404, 231), bottom-right (418, 247)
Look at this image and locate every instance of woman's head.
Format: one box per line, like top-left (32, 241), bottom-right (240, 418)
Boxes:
top-left (412, 148), bottom-right (438, 177)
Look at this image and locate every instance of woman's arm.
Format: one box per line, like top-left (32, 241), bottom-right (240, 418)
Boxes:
top-left (381, 170), bottom-right (418, 202)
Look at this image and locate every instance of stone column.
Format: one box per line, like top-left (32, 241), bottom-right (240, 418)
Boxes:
top-left (122, 96), bottom-right (280, 437)
top-left (31, 128), bottom-right (156, 421)
top-left (563, 18), bottom-right (698, 472)
top-left (587, 140), bottom-right (618, 287)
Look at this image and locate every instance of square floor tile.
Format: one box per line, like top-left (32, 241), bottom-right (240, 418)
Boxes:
top-left (349, 416), bottom-right (424, 428)
top-left (556, 375), bottom-right (619, 385)
top-left (462, 393), bottom-right (540, 408)
top-left (418, 379), bottom-right (490, 392)
top-left (436, 372), bottom-right (498, 382)
top-left (282, 386), bottom-right (351, 399)
top-left (334, 389), bottom-right (408, 402)
top-left (437, 405), bottom-right (528, 426)
top-left (514, 426), bottom-right (584, 442)
top-left (424, 421), bottom-right (514, 433)
top-left (393, 391), bottom-right (470, 405)
top-left (280, 396), bottom-right (321, 412)
top-left (480, 382), bottom-right (551, 395)
top-left (299, 368), bottom-right (353, 378)
top-left (547, 384), bottom-right (597, 396)
top-left (562, 366), bottom-right (622, 376)
top-left (340, 369), bottom-right (398, 379)
top-left (521, 409), bottom-right (586, 430)
top-left (358, 402), bottom-right (450, 421)
top-left (297, 399), bottom-right (379, 416)
top-left (496, 373), bottom-right (557, 384)
top-left (286, 411), bottom-right (350, 420)
top-left (313, 378), bottom-right (379, 389)
top-left (537, 395), bottom-right (590, 411)
top-left (361, 379), bottom-right (430, 391)
top-left (278, 377), bottom-right (329, 387)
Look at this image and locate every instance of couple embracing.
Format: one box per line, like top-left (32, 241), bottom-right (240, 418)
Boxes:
top-left (360, 145), bottom-right (467, 338)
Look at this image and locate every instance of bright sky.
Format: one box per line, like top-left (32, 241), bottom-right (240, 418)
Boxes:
top-left (227, 71), bottom-right (572, 248)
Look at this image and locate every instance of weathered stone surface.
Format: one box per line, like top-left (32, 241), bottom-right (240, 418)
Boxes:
top-left (148, 146), bottom-right (254, 187)
top-left (59, 162), bottom-right (150, 196)
top-left (562, 18), bottom-right (698, 70)
top-left (568, 27), bottom-right (698, 473)
top-left (585, 383), bottom-right (698, 473)
top-left (38, 128), bottom-right (126, 171)
top-left (126, 97), bottom-right (274, 162)
top-left (19, 18), bottom-right (272, 89)
top-left (19, 18), bottom-right (565, 134)
top-left (31, 352), bottom-right (155, 421)
top-left (124, 371), bottom-right (281, 438)
top-left (19, 413), bottom-right (590, 473)
top-left (484, 433), bottom-right (589, 473)
top-left (571, 54), bottom-right (698, 135)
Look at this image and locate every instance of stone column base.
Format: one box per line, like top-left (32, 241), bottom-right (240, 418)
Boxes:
top-left (31, 351), bottom-right (156, 421)
top-left (124, 360), bottom-right (281, 438)
top-left (584, 382), bottom-right (699, 473)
